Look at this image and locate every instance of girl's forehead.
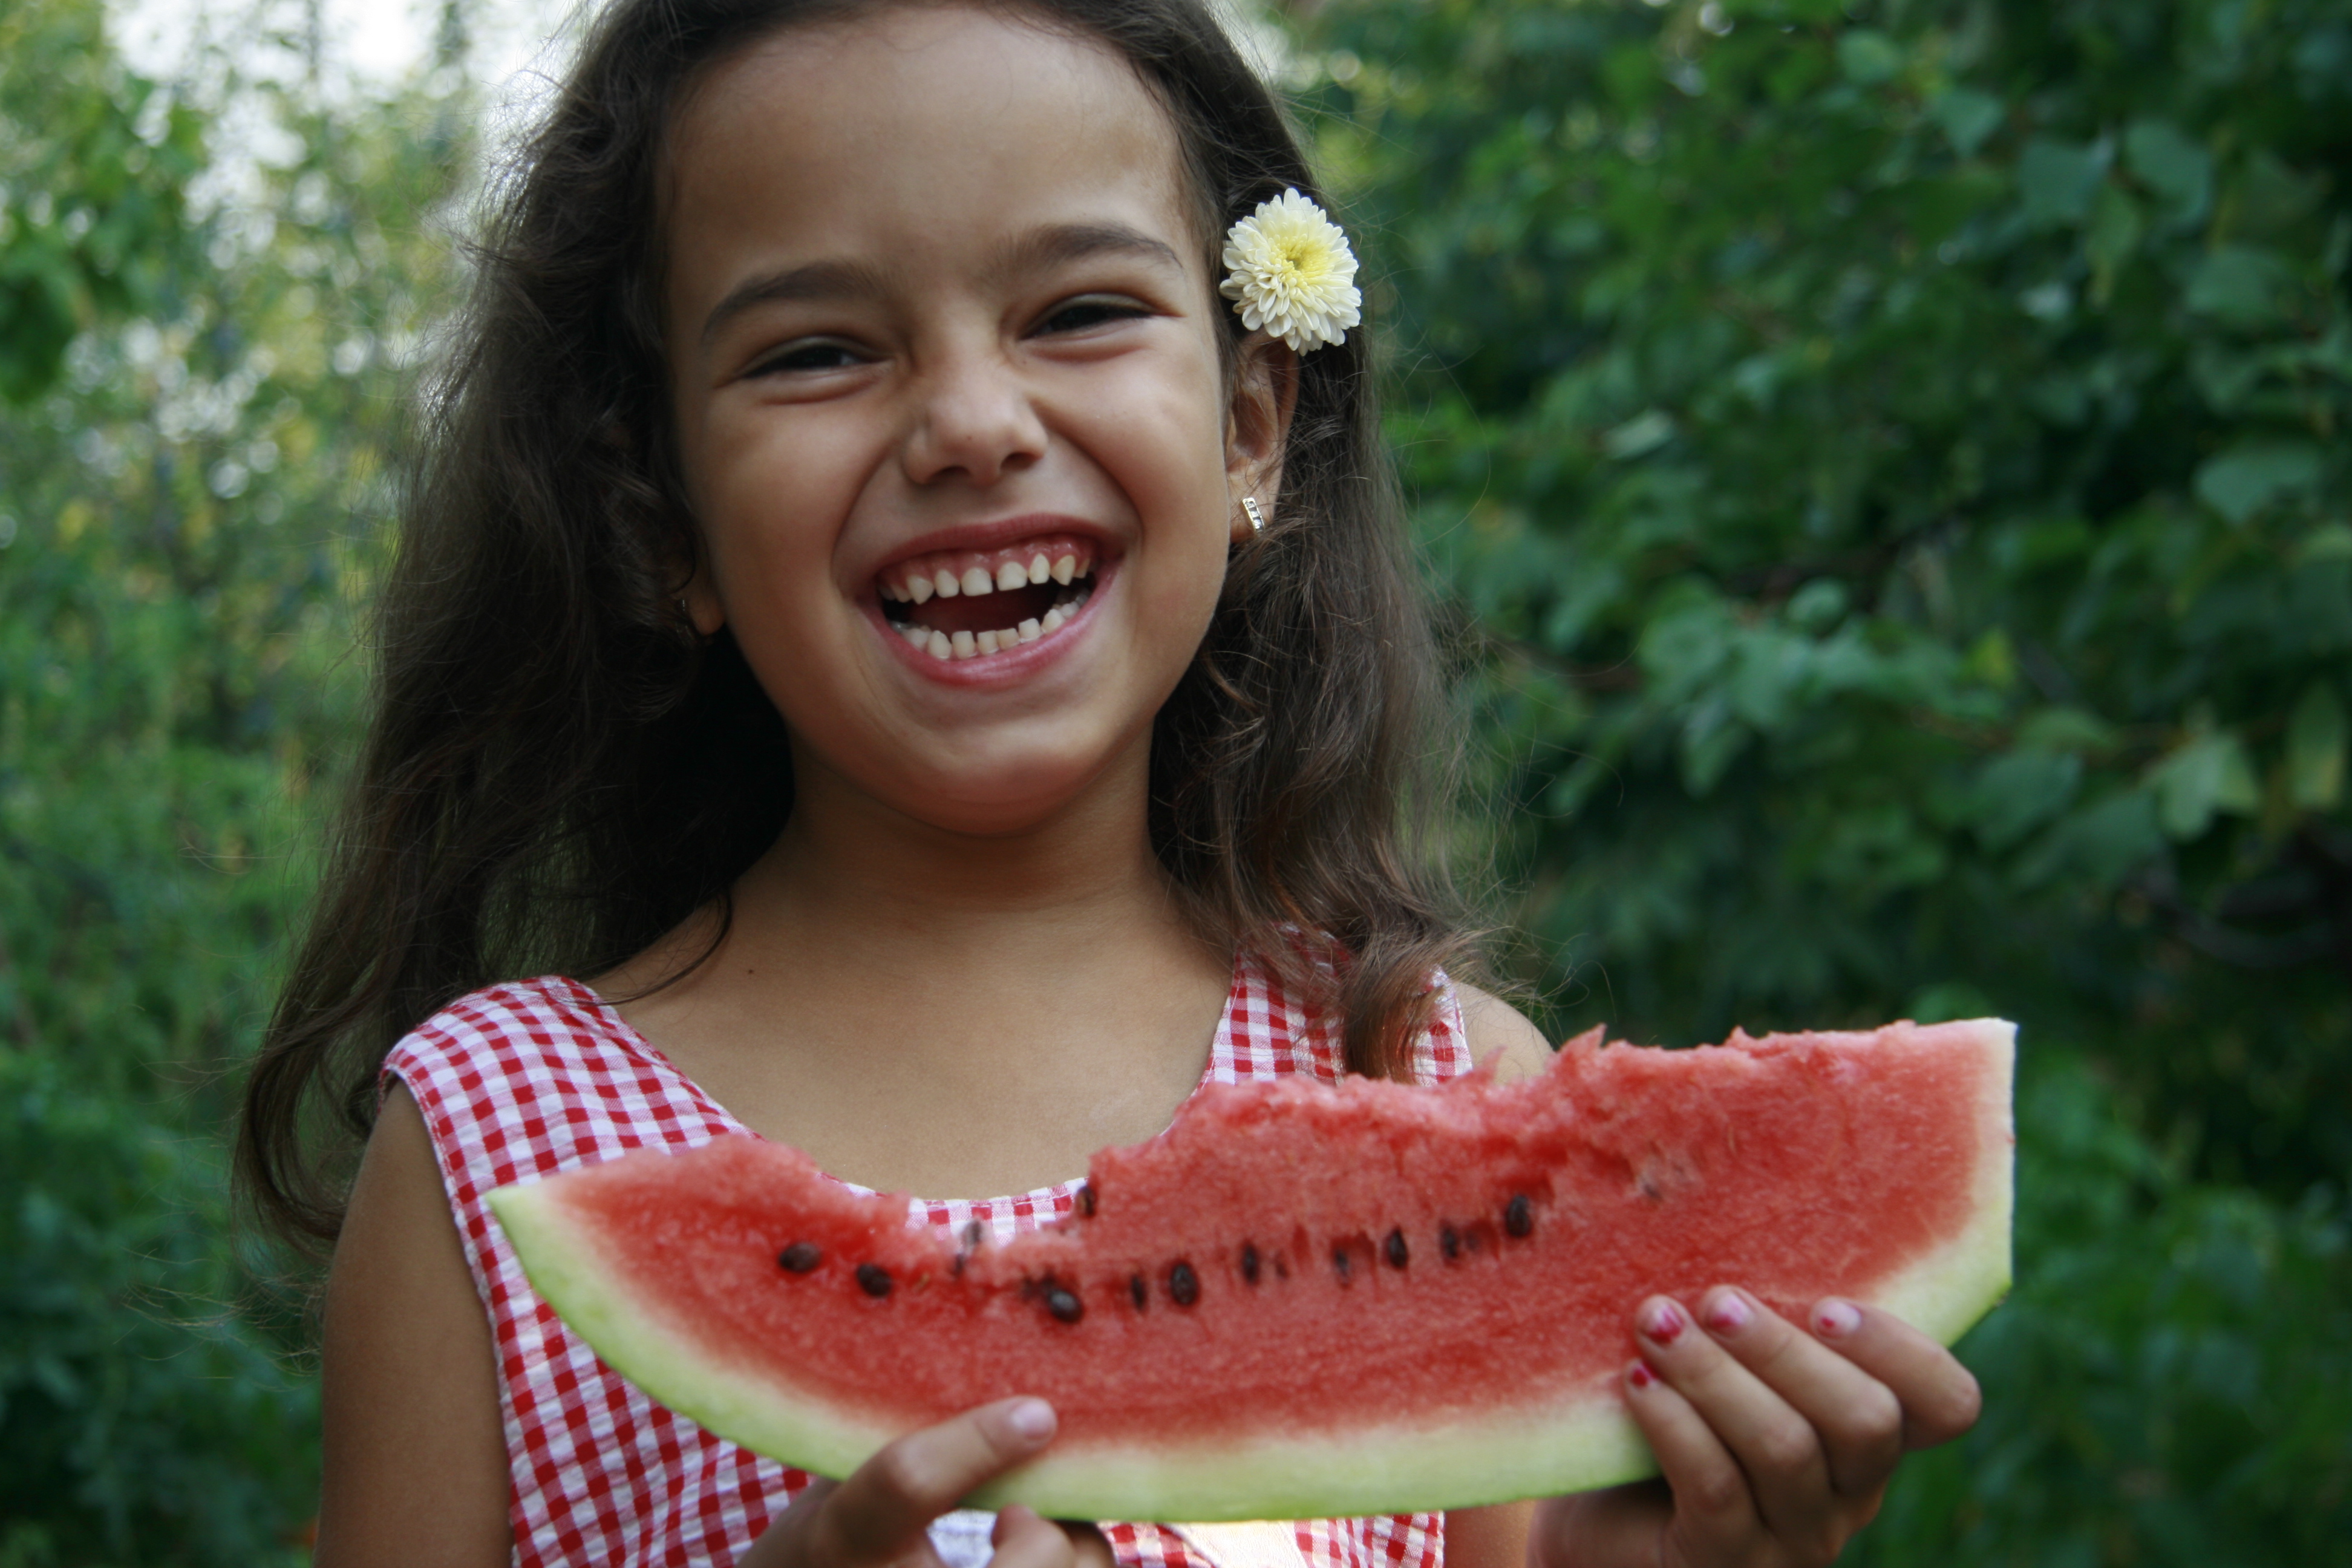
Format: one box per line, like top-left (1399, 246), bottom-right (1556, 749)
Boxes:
top-left (664, 5), bottom-right (1201, 312)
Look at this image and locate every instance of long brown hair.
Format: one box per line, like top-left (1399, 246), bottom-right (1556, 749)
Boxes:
top-left (239, 0), bottom-right (1480, 1252)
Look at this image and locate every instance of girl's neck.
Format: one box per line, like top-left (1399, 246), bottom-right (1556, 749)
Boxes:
top-left (743, 740), bottom-right (1177, 944)
top-left (603, 733), bottom-right (1234, 1198)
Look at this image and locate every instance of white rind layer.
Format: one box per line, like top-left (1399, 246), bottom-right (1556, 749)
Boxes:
top-left (488, 1019), bottom-right (2014, 1522)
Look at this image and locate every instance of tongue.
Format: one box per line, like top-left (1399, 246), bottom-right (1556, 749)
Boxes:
top-left (898, 583), bottom-right (1063, 636)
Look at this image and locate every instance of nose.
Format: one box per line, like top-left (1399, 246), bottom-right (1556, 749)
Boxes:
top-left (899, 344), bottom-right (1048, 489)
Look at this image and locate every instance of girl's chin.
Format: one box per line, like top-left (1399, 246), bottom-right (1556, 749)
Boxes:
top-left (846, 725), bottom-right (1152, 840)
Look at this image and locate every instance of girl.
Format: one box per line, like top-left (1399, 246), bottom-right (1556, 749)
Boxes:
top-left (238, 1), bottom-right (1982, 1564)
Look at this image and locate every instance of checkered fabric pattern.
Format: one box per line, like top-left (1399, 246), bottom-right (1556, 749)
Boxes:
top-left (384, 950), bottom-right (1469, 1568)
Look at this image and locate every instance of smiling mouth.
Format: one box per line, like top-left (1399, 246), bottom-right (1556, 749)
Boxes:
top-left (877, 534), bottom-right (1100, 661)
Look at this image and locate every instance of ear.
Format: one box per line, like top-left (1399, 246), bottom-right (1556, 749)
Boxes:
top-left (1225, 332), bottom-right (1299, 543)
top-left (604, 415), bottom-right (728, 638)
top-left (680, 561), bottom-right (727, 638)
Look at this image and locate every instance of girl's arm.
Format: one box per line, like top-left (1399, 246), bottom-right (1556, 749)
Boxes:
top-left (1445, 1501), bottom-right (1539, 1568)
top-left (314, 1083), bottom-right (512, 1566)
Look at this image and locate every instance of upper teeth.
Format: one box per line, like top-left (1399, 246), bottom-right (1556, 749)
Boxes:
top-left (880, 550), bottom-right (1089, 603)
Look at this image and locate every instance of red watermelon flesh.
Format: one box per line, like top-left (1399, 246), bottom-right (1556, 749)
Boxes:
top-left (488, 1018), bottom-right (2013, 1521)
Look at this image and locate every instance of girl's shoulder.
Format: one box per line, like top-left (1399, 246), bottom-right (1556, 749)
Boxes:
top-left (381, 975), bottom-right (736, 1188)
top-left (1451, 981), bottom-right (1552, 1082)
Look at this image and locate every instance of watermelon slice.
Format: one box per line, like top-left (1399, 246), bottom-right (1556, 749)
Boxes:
top-left (489, 1019), bottom-right (2013, 1521)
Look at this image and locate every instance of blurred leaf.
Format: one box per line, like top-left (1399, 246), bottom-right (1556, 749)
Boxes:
top-left (2017, 137), bottom-right (2103, 228)
top-left (2124, 118), bottom-right (2214, 223)
top-left (2194, 440), bottom-right (2324, 524)
top-left (2149, 730), bottom-right (2262, 839)
top-left (2184, 243), bottom-right (2296, 328)
top-left (1932, 87), bottom-right (2005, 158)
top-left (2286, 685), bottom-right (2347, 811)
top-left (1835, 29), bottom-right (1904, 86)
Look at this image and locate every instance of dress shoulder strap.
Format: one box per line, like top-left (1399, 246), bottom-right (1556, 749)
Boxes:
top-left (1217, 949), bottom-right (1471, 1089)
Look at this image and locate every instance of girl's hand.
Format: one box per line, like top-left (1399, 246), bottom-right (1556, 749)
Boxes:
top-left (1528, 1289), bottom-right (1982, 1568)
top-left (738, 1397), bottom-right (1112, 1568)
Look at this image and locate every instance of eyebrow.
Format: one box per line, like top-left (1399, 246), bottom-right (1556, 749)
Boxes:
top-left (990, 221), bottom-right (1187, 285)
top-left (697, 221), bottom-right (1188, 347)
top-left (701, 258), bottom-right (893, 347)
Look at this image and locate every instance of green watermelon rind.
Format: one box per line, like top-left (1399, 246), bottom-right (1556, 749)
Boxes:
top-left (488, 1019), bottom-right (2013, 1522)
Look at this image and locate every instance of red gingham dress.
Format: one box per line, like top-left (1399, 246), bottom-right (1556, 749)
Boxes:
top-left (384, 952), bottom-right (1469, 1568)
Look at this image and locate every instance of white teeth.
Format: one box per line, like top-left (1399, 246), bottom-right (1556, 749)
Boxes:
top-left (933, 568), bottom-right (960, 598)
top-left (900, 624), bottom-right (928, 647)
top-left (961, 566), bottom-right (993, 596)
top-left (880, 580), bottom-right (902, 603)
top-left (950, 629), bottom-right (977, 659)
top-left (996, 560), bottom-right (1028, 591)
top-left (1028, 552), bottom-right (1050, 581)
top-left (926, 630), bottom-right (951, 659)
top-left (909, 575), bottom-right (935, 604)
top-left (1018, 617), bottom-right (1041, 642)
top-left (1041, 605), bottom-right (1067, 633)
top-left (976, 629), bottom-right (1000, 655)
top-left (1052, 555), bottom-right (1076, 585)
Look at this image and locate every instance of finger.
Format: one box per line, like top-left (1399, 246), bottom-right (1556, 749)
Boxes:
top-left (1618, 1348), bottom-right (1762, 1564)
top-left (818, 1399), bottom-right (1059, 1564)
top-left (1809, 1298), bottom-right (1984, 1449)
top-left (736, 1478), bottom-right (840, 1568)
top-left (1697, 1287), bottom-right (1904, 1498)
top-left (1636, 1295), bottom-right (1832, 1549)
top-left (987, 1504), bottom-right (1078, 1568)
top-left (1055, 1520), bottom-right (1116, 1568)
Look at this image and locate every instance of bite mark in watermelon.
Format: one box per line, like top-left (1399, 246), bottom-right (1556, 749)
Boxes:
top-left (488, 1019), bottom-right (2014, 1521)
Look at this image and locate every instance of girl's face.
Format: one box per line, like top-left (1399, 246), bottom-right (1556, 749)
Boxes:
top-left (664, 4), bottom-right (1287, 840)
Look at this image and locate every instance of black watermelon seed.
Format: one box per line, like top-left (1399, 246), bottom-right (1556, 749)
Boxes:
top-left (1505, 1194), bottom-right (1534, 1238)
top-left (1169, 1261), bottom-right (1200, 1307)
top-left (1079, 1185), bottom-right (1097, 1218)
top-left (1333, 1247), bottom-right (1352, 1281)
top-left (1046, 1286), bottom-right (1084, 1324)
top-left (963, 1219), bottom-right (985, 1250)
top-left (1130, 1272), bottom-right (1149, 1310)
top-left (1384, 1228), bottom-right (1410, 1269)
top-left (856, 1263), bottom-right (893, 1298)
top-left (1439, 1223), bottom-right (1461, 1261)
top-left (778, 1242), bottom-right (822, 1273)
top-left (1240, 1243), bottom-right (1261, 1284)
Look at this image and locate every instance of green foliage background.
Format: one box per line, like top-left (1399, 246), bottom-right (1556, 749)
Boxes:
top-left (1, 0), bottom-right (2345, 1560)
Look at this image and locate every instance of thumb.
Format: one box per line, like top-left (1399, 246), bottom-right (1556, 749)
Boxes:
top-left (814, 1399), bottom-right (1060, 1564)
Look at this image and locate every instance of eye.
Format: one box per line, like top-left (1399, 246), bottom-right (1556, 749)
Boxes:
top-left (1034, 295), bottom-right (1150, 336)
top-left (750, 339), bottom-right (867, 376)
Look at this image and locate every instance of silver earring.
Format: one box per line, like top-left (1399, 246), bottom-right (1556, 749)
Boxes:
top-left (1241, 496), bottom-right (1266, 534)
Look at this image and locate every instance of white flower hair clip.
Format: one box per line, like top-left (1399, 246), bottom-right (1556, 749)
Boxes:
top-left (1219, 188), bottom-right (1362, 355)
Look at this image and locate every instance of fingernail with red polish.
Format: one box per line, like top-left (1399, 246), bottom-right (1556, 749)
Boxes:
top-left (1703, 1289), bottom-right (1753, 1334)
top-left (1814, 1299), bottom-right (1861, 1339)
top-left (1638, 1299), bottom-right (1687, 1345)
top-left (1627, 1359), bottom-right (1658, 1391)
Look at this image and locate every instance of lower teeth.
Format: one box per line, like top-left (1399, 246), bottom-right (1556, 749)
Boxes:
top-left (899, 584), bottom-right (1092, 661)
